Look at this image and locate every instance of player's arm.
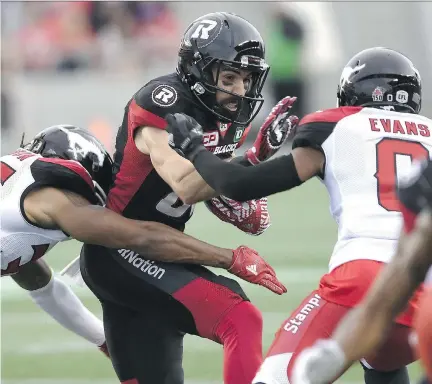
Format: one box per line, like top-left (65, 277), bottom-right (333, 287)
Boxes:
top-left (135, 125), bottom-right (217, 204)
top-left (130, 91), bottom-right (298, 204)
top-left (24, 187), bottom-right (233, 268)
top-left (168, 111), bottom-right (325, 201)
top-left (12, 257), bottom-right (53, 290)
top-left (26, 188), bottom-right (287, 294)
top-left (333, 210), bottom-right (432, 365)
top-left (169, 130), bottom-right (324, 202)
top-left (193, 146), bottom-right (323, 201)
top-left (11, 258), bottom-right (107, 354)
top-left (129, 85), bottom-right (218, 204)
top-left (169, 109), bottom-right (357, 202)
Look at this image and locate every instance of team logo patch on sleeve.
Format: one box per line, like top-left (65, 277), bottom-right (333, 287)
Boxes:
top-left (151, 85), bottom-right (178, 107)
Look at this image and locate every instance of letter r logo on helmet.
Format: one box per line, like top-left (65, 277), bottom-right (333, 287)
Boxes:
top-left (191, 19), bottom-right (218, 40)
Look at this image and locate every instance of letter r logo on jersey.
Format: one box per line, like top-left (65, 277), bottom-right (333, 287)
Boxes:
top-left (191, 19), bottom-right (218, 40)
top-left (151, 85), bottom-right (178, 107)
top-left (156, 88), bottom-right (173, 102)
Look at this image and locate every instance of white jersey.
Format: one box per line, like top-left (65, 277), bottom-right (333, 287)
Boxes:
top-left (1, 149), bottom-right (97, 276)
top-left (292, 106), bottom-right (432, 271)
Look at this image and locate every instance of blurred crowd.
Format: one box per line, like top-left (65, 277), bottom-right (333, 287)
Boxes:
top-left (1, 2), bottom-right (306, 148)
top-left (1, 1), bottom-right (182, 141)
top-left (1, 1), bottom-right (180, 73)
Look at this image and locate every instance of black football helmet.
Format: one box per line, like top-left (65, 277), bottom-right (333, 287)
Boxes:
top-left (177, 12), bottom-right (269, 125)
top-left (337, 47), bottom-right (421, 114)
top-left (22, 125), bottom-right (113, 205)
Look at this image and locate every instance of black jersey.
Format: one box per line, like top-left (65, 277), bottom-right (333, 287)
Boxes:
top-left (106, 73), bottom-right (250, 231)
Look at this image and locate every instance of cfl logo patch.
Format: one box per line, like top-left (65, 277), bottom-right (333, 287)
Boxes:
top-left (396, 90), bottom-right (409, 104)
top-left (151, 85), bottom-right (178, 107)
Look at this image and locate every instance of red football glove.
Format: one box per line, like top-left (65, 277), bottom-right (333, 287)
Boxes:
top-left (228, 246), bottom-right (287, 295)
top-left (204, 195), bottom-right (271, 235)
top-left (245, 96), bottom-right (299, 165)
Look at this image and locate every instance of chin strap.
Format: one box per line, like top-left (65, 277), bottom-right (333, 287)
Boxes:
top-left (20, 132), bottom-right (26, 148)
top-left (93, 181), bottom-right (107, 206)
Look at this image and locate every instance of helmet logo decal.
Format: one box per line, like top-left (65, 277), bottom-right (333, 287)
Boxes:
top-left (58, 126), bottom-right (105, 165)
top-left (396, 90), bottom-right (409, 104)
top-left (340, 63), bottom-right (366, 86)
top-left (151, 85), bottom-right (178, 107)
top-left (372, 87), bottom-right (385, 102)
top-left (191, 19), bottom-right (218, 40)
top-left (412, 93), bottom-right (421, 105)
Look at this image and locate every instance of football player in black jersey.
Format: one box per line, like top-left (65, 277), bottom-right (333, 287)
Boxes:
top-left (169, 47), bottom-right (426, 384)
top-left (290, 158), bottom-right (432, 384)
top-left (80, 11), bottom-right (295, 384)
top-left (2, 125), bottom-right (282, 363)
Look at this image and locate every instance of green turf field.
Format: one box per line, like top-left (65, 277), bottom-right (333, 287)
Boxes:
top-left (1, 179), bottom-right (423, 383)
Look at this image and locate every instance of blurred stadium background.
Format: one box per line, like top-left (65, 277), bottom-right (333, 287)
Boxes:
top-left (1, 2), bottom-right (431, 383)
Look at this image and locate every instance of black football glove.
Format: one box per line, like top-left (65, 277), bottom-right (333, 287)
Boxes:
top-left (166, 113), bottom-right (205, 161)
top-left (398, 158), bottom-right (432, 214)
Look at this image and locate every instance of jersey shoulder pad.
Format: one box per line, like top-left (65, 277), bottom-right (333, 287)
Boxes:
top-left (292, 106), bottom-right (363, 150)
top-left (31, 158), bottom-right (98, 204)
top-left (130, 73), bottom-right (194, 130)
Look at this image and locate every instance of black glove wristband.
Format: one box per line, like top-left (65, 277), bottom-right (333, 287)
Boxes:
top-left (186, 144), bottom-right (207, 162)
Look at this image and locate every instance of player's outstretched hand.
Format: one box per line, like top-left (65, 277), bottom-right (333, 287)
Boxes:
top-left (166, 113), bottom-right (205, 160)
top-left (228, 246), bottom-right (287, 295)
top-left (245, 96), bottom-right (299, 165)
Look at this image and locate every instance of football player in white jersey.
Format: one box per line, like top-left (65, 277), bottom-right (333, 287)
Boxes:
top-left (1, 124), bottom-right (285, 358)
top-left (167, 47), bottom-right (430, 384)
top-left (290, 157), bottom-right (432, 384)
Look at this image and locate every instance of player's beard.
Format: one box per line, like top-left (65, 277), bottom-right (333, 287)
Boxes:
top-left (221, 96), bottom-right (240, 113)
top-left (216, 95), bottom-right (249, 123)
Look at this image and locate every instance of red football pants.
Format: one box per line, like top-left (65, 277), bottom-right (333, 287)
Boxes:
top-left (253, 260), bottom-right (421, 383)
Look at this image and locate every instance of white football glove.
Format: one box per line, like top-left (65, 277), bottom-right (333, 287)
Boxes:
top-left (292, 339), bottom-right (346, 384)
